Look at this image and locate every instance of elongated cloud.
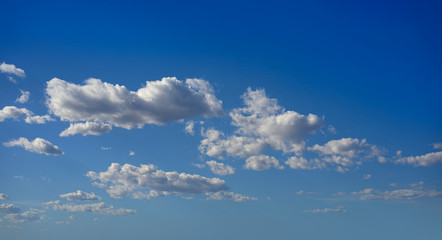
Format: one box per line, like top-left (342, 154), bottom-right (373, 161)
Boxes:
top-left (3, 137), bottom-right (63, 155)
top-left (206, 160), bottom-right (235, 175)
top-left (304, 206), bottom-right (346, 214)
top-left (59, 122), bottom-right (112, 137)
top-left (87, 163), bottom-right (228, 199)
top-left (0, 193), bottom-right (9, 200)
top-left (60, 190), bottom-right (102, 201)
top-left (4, 209), bottom-right (45, 223)
top-left (0, 203), bottom-right (21, 213)
top-left (206, 192), bottom-right (257, 202)
top-left (0, 62), bottom-right (25, 77)
top-left (395, 151), bottom-right (442, 167)
top-left (46, 77), bottom-right (223, 130)
top-left (43, 201), bottom-right (135, 216)
top-left (0, 106), bottom-right (54, 124)
top-left (352, 187), bottom-right (442, 200)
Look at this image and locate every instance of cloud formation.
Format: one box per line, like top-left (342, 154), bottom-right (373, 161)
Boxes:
top-left (206, 192), bottom-right (257, 202)
top-left (0, 62), bottom-right (25, 77)
top-left (206, 160), bottom-right (235, 175)
top-left (4, 209), bottom-right (45, 223)
top-left (304, 206), bottom-right (346, 213)
top-left (59, 121), bottom-right (112, 137)
top-left (0, 203), bottom-right (21, 213)
top-left (46, 77), bottom-right (223, 130)
top-left (395, 151), bottom-right (442, 167)
top-left (16, 90), bottom-right (30, 104)
top-left (59, 190), bottom-right (102, 201)
top-left (43, 201), bottom-right (135, 216)
top-left (0, 193), bottom-right (9, 200)
top-left (0, 106), bottom-right (54, 124)
top-left (352, 185), bottom-right (442, 200)
top-left (87, 163), bottom-right (228, 199)
top-left (244, 155), bottom-right (284, 170)
top-left (3, 137), bottom-right (63, 155)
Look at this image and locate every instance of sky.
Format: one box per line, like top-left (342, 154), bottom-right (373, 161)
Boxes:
top-left (0, 0), bottom-right (442, 239)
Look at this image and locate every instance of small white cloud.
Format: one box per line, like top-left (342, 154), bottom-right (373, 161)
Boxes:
top-left (0, 62), bottom-right (25, 77)
top-left (60, 190), bottom-right (102, 201)
top-left (16, 90), bottom-right (30, 104)
top-left (4, 209), bottom-right (45, 223)
top-left (129, 151), bottom-right (135, 156)
top-left (352, 184), bottom-right (442, 200)
top-left (3, 137), bottom-right (63, 156)
top-left (304, 206), bottom-right (346, 214)
top-left (55, 221), bottom-right (70, 225)
top-left (192, 163), bottom-right (205, 169)
top-left (296, 190), bottom-right (316, 195)
top-left (432, 143), bottom-right (442, 150)
top-left (7, 76), bottom-right (17, 84)
top-left (0, 106), bottom-right (54, 124)
top-left (389, 183), bottom-right (398, 187)
top-left (69, 215), bottom-right (78, 220)
top-left (0, 193), bottom-right (10, 200)
top-left (185, 121), bottom-right (195, 135)
top-left (206, 160), bottom-right (235, 175)
top-left (60, 122), bottom-right (112, 137)
top-left (14, 176), bottom-right (27, 181)
top-left (43, 201), bottom-right (135, 216)
top-left (378, 156), bottom-right (387, 163)
top-left (363, 174), bottom-right (371, 180)
top-left (0, 203), bottom-right (21, 213)
top-left (101, 147), bottom-right (111, 150)
top-left (395, 151), bottom-right (442, 167)
top-left (244, 155), bottom-right (284, 170)
top-left (327, 125), bottom-right (337, 134)
top-left (206, 192), bottom-right (257, 202)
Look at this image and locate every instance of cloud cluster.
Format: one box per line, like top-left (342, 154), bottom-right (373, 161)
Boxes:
top-left (206, 191), bottom-right (257, 202)
top-left (3, 137), bottom-right (63, 155)
top-left (16, 90), bottom-right (30, 104)
top-left (304, 206), bottom-right (346, 214)
top-left (0, 203), bottom-right (21, 213)
top-left (43, 201), bottom-right (135, 216)
top-left (244, 155), bottom-right (284, 170)
top-left (285, 156), bottom-right (325, 170)
top-left (4, 209), bottom-right (45, 223)
top-left (351, 183), bottom-right (442, 200)
top-left (0, 106), bottom-right (54, 124)
top-left (395, 151), bottom-right (442, 167)
top-left (46, 77), bottom-right (223, 133)
top-left (59, 122), bottom-right (112, 137)
top-left (59, 190), bottom-right (102, 201)
top-left (0, 193), bottom-right (9, 200)
top-left (0, 62), bottom-right (25, 77)
top-left (87, 163), bottom-right (228, 199)
top-left (200, 88), bottom-right (323, 161)
top-left (206, 160), bottom-right (235, 175)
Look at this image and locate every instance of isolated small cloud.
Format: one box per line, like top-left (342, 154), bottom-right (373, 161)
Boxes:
top-left (0, 62), bottom-right (25, 77)
top-left (0, 193), bottom-right (9, 200)
top-left (432, 143), bottom-right (442, 150)
top-left (129, 151), bottom-right (135, 156)
top-left (363, 174), bottom-right (371, 180)
top-left (185, 121), bottom-right (195, 135)
top-left (0, 203), bottom-right (21, 213)
top-left (395, 151), bottom-right (442, 167)
top-left (7, 76), bottom-right (17, 84)
top-left (60, 122), bottom-right (112, 137)
top-left (16, 90), bottom-right (30, 104)
top-left (244, 155), bottom-right (284, 170)
top-left (60, 190), bottom-right (102, 201)
top-left (3, 137), bottom-right (63, 155)
top-left (101, 147), bottom-right (111, 150)
top-left (206, 192), bottom-right (257, 202)
top-left (352, 185), bottom-right (442, 200)
top-left (327, 125), bottom-right (337, 134)
top-left (304, 206), bottom-right (346, 214)
top-left (206, 160), bottom-right (235, 175)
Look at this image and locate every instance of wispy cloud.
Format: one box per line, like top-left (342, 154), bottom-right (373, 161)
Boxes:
top-left (4, 137), bottom-right (63, 156)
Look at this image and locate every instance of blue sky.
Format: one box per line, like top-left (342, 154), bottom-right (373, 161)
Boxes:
top-left (1, 0), bottom-right (441, 239)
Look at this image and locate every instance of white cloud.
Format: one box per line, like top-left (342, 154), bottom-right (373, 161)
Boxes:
top-left (363, 174), bottom-right (371, 180)
top-left (304, 206), bottom-right (346, 214)
top-left (3, 137), bottom-right (63, 156)
top-left (185, 121), bottom-right (195, 135)
top-left (199, 88), bottom-right (323, 160)
top-left (244, 155), bottom-right (284, 170)
top-left (59, 121), bottom-right (112, 137)
top-left (55, 221), bottom-right (70, 224)
top-left (206, 160), bottom-right (235, 175)
top-left (7, 76), bottom-right (17, 84)
top-left (0, 62), bottom-right (25, 77)
top-left (206, 192), bottom-right (257, 202)
top-left (59, 190), bottom-right (102, 201)
top-left (327, 125), bottom-right (337, 134)
top-left (0, 203), bottom-right (21, 213)
top-left (352, 186), bottom-right (442, 200)
top-left (432, 143), bottom-right (442, 150)
top-left (46, 77), bottom-right (223, 130)
top-left (395, 151), bottom-right (442, 167)
top-left (16, 90), bottom-right (30, 104)
top-left (69, 215), bottom-right (77, 220)
top-left (0, 193), bottom-right (9, 200)
top-left (296, 190), bottom-right (317, 195)
top-left (0, 106), bottom-right (54, 124)
top-left (285, 156), bottom-right (325, 170)
top-left (43, 201), bottom-right (135, 216)
top-left (4, 209), bottom-right (45, 223)
top-left (86, 163), bottom-right (228, 199)
top-left (101, 146), bottom-right (111, 150)
top-left (129, 151), bottom-right (135, 156)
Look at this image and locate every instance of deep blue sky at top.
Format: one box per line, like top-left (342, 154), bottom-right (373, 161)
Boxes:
top-left (1, 0), bottom-right (441, 151)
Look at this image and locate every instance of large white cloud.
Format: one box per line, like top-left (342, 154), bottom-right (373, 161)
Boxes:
top-left (43, 201), bottom-right (135, 215)
top-left (205, 160), bottom-right (235, 175)
top-left (4, 209), bottom-right (45, 223)
top-left (0, 106), bottom-right (54, 124)
top-left (244, 155), bottom-right (284, 170)
top-left (0, 203), bottom-right (21, 213)
top-left (59, 190), bottom-right (102, 201)
top-left (59, 121), bottom-right (112, 137)
top-left (206, 191), bottom-right (257, 202)
top-left (86, 163), bottom-right (228, 199)
top-left (0, 62), bottom-right (25, 77)
top-left (3, 137), bottom-right (63, 156)
top-left (46, 77), bottom-right (223, 130)
top-left (395, 151), bottom-right (442, 167)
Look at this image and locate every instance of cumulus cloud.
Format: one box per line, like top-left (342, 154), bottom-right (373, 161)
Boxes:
top-left (244, 155), bottom-right (284, 170)
top-left (352, 185), bottom-right (442, 200)
top-left (0, 193), bottom-right (9, 200)
top-left (432, 143), bottom-right (442, 150)
top-left (59, 190), bottom-right (102, 201)
top-left (16, 90), bottom-right (30, 104)
top-left (185, 121), bottom-right (195, 135)
top-left (46, 77), bottom-right (223, 130)
top-left (309, 138), bottom-right (383, 169)
top-left (327, 125), bottom-right (337, 134)
top-left (206, 191), bottom-right (257, 202)
top-left (285, 156), bottom-right (325, 170)
top-left (199, 88), bottom-right (323, 160)
top-left (87, 163), bottom-right (228, 199)
top-left (0, 106), bottom-right (54, 124)
top-left (206, 160), bottom-right (235, 175)
top-left (4, 209), bottom-right (45, 223)
top-left (0, 203), bottom-right (21, 213)
top-left (43, 201), bottom-right (135, 216)
top-left (59, 121), bottom-right (112, 137)
top-left (304, 206), bottom-right (346, 214)
top-left (0, 62), bottom-right (25, 77)
top-left (3, 137), bottom-right (63, 155)
top-left (395, 151), bottom-right (442, 167)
